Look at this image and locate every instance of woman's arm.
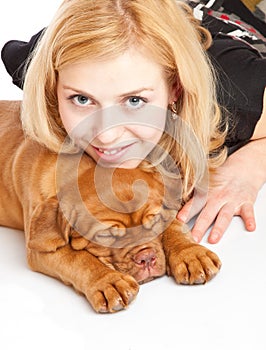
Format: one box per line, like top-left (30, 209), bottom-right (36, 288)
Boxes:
top-left (251, 88), bottom-right (266, 139)
top-left (177, 29), bottom-right (266, 244)
top-left (178, 134), bottom-right (266, 243)
top-left (177, 87), bottom-right (266, 243)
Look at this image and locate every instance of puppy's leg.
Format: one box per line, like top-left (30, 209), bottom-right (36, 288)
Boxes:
top-left (162, 219), bottom-right (221, 284)
top-left (27, 245), bottom-right (139, 313)
top-left (26, 199), bottom-right (139, 312)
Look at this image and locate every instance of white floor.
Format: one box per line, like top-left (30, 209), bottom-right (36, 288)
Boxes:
top-left (0, 187), bottom-right (266, 350)
top-left (1, 1), bottom-right (266, 350)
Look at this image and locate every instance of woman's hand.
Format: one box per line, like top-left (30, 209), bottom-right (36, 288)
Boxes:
top-left (177, 138), bottom-right (266, 243)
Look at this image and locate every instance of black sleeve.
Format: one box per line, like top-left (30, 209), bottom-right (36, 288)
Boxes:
top-left (1, 29), bottom-right (45, 89)
top-left (207, 36), bottom-right (266, 150)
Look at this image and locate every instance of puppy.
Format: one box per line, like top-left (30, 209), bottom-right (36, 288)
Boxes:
top-left (0, 100), bottom-right (221, 313)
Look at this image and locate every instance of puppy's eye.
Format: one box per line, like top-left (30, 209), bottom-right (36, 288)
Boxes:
top-left (110, 226), bottom-right (126, 237)
top-left (94, 229), bottom-right (115, 246)
top-left (142, 213), bottom-right (162, 230)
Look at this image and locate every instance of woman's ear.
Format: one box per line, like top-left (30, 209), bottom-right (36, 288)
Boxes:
top-left (168, 81), bottom-right (182, 105)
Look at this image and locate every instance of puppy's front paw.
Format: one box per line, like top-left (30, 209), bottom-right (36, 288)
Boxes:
top-left (86, 272), bottom-right (139, 313)
top-left (167, 245), bottom-right (221, 284)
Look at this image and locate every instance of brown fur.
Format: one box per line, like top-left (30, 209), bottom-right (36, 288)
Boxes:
top-left (0, 100), bottom-right (221, 313)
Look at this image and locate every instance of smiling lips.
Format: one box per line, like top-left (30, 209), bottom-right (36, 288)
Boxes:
top-left (98, 147), bottom-right (124, 156)
top-left (93, 143), bottom-right (136, 162)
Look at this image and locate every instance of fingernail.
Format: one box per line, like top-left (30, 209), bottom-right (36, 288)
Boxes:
top-left (177, 213), bottom-right (186, 223)
top-left (192, 235), bottom-right (199, 243)
top-left (246, 221), bottom-right (256, 231)
top-left (209, 232), bottom-right (219, 243)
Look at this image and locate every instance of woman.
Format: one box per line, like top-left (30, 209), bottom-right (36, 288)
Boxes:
top-left (1, 0), bottom-right (266, 243)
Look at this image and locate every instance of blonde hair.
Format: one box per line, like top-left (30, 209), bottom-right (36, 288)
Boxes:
top-left (22, 0), bottom-right (227, 200)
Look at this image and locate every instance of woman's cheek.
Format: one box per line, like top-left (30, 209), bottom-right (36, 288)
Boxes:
top-left (131, 125), bottom-right (164, 141)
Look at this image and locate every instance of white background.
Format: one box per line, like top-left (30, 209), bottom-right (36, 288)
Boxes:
top-left (1, 1), bottom-right (266, 350)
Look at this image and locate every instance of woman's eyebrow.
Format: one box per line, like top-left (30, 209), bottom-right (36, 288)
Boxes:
top-left (62, 85), bottom-right (99, 103)
top-left (62, 85), bottom-right (91, 95)
top-left (62, 85), bottom-right (154, 98)
top-left (118, 88), bottom-right (154, 98)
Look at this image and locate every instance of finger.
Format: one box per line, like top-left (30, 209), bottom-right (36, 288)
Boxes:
top-left (190, 203), bottom-right (221, 243)
top-left (239, 202), bottom-right (256, 232)
top-left (177, 198), bottom-right (194, 223)
top-left (207, 204), bottom-right (235, 244)
top-left (177, 193), bottom-right (206, 223)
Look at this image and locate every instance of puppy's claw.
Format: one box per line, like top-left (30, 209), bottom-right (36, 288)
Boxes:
top-left (111, 298), bottom-right (125, 312)
top-left (126, 291), bottom-right (135, 304)
top-left (98, 305), bottom-right (108, 313)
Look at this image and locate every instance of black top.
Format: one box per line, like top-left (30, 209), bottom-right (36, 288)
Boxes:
top-left (200, 8), bottom-right (266, 152)
top-left (208, 35), bottom-right (265, 148)
top-left (1, 29), bottom-right (43, 89)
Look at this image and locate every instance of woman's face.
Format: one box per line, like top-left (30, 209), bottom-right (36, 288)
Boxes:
top-left (57, 48), bottom-right (175, 168)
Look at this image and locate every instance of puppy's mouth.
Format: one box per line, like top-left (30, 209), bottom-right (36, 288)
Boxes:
top-left (135, 268), bottom-right (165, 285)
top-left (138, 275), bottom-right (157, 285)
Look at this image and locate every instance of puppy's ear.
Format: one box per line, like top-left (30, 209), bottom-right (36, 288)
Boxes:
top-left (27, 198), bottom-right (70, 252)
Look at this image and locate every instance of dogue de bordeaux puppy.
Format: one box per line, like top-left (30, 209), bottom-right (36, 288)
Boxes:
top-left (0, 100), bottom-right (221, 313)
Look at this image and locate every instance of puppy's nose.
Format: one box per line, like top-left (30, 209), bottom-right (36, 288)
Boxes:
top-left (133, 248), bottom-right (156, 268)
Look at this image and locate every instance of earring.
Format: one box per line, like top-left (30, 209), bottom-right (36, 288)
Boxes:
top-left (170, 102), bottom-right (178, 120)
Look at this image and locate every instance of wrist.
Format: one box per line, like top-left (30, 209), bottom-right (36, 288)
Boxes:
top-left (228, 138), bottom-right (266, 191)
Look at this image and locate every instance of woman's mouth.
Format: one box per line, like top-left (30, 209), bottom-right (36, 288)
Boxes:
top-left (92, 143), bottom-right (136, 163)
top-left (98, 147), bottom-right (123, 155)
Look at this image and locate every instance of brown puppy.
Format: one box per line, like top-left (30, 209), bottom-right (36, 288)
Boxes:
top-left (0, 100), bottom-right (221, 313)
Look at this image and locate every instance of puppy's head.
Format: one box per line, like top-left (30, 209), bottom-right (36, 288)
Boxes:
top-left (75, 161), bottom-right (182, 282)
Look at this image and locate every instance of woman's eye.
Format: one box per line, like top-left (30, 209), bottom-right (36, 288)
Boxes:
top-left (72, 95), bottom-right (91, 106)
top-left (126, 96), bottom-right (146, 109)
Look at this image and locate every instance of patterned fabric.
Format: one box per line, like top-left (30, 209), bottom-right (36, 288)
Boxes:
top-left (207, 8), bottom-right (266, 40)
top-left (187, 0), bottom-right (266, 152)
top-left (189, 0), bottom-right (266, 56)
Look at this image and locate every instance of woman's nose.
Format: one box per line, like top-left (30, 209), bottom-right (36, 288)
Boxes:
top-left (94, 107), bottom-right (125, 144)
top-left (96, 126), bottom-right (124, 144)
